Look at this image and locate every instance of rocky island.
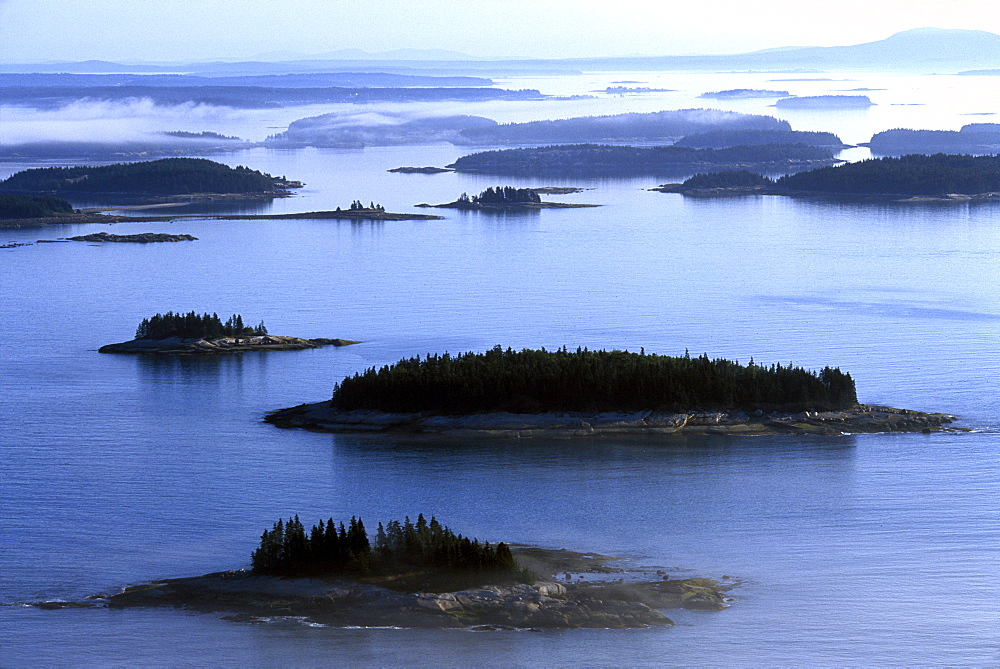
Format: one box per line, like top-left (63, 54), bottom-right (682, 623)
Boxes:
top-left (99, 311), bottom-right (357, 355)
top-left (266, 346), bottom-right (955, 437)
top-left (38, 515), bottom-right (730, 629)
top-left (67, 232), bottom-right (197, 243)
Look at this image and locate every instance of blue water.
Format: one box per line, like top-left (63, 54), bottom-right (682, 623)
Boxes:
top-left (3, 70), bottom-right (1000, 666)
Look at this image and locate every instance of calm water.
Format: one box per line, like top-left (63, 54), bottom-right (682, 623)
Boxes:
top-left (3, 71), bottom-right (1000, 666)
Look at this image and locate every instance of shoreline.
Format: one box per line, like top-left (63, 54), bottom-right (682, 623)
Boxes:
top-left (34, 547), bottom-right (732, 629)
top-left (99, 335), bottom-right (358, 355)
top-left (264, 402), bottom-right (957, 437)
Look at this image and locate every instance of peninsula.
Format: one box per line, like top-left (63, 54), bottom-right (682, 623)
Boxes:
top-left (40, 515), bottom-right (731, 629)
top-left (0, 158), bottom-right (301, 200)
top-left (265, 347), bottom-right (954, 437)
top-left (99, 312), bottom-right (357, 355)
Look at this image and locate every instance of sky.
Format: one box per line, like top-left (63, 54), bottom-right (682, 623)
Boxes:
top-left (1, 0), bottom-right (999, 62)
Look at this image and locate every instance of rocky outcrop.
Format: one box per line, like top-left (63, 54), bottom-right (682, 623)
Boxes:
top-left (99, 335), bottom-right (358, 355)
top-left (265, 403), bottom-right (957, 438)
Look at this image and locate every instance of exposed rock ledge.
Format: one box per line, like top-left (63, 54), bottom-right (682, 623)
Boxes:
top-left (99, 335), bottom-right (358, 355)
top-left (33, 548), bottom-right (732, 629)
top-left (265, 403), bottom-right (956, 437)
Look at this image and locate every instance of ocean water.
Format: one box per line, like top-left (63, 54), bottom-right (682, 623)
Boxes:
top-left (2, 70), bottom-right (1000, 666)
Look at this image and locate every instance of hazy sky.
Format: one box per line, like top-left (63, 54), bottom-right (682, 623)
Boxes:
top-left (2, 0), bottom-right (999, 62)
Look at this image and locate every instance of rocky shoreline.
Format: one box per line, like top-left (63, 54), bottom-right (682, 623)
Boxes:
top-left (265, 402), bottom-right (957, 437)
top-left (34, 548), bottom-right (732, 629)
top-left (99, 335), bottom-right (358, 355)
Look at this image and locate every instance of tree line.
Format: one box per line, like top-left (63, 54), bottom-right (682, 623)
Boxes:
top-left (250, 514), bottom-right (529, 582)
top-left (134, 311), bottom-right (267, 340)
top-left (0, 193), bottom-right (73, 218)
top-left (0, 158), bottom-right (280, 195)
top-left (456, 186), bottom-right (541, 205)
top-left (681, 170), bottom-right (773, 189)
top-left (774, 153), bottom-right (1000, 195)
top-left (330, 346), bottom-right (859, 414)
top-left (448, 143), bottom-right (836, 177)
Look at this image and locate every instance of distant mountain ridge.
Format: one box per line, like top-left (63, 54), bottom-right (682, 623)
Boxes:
top-left (3, 28), bottom-right (997, 75)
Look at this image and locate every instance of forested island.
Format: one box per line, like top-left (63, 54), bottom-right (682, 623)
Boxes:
top-left (774, 95), bottom-right (873, 109)
top-left (99, 312), bottom-right (357, 354)
top-left (448, 143), bottom-right (839, 177)
top-left (54, 514), bottom-right (731, 628)
top-left (451, 109), bottom-right (791, 146)
top-left (656, 154), bottom-right (1000, 199)
top-left (420, 186), bottom-right (598, 210)
top-left (672, 129), bottom-right (847, 149)
top-left (0, 158), bottom-right (300, 198)
top-left (866, 124), bottom-right (1000, 155)
top-left (698, 89), bottom-right (790, 99)
top-left (266, 347), bottom-right (954, 436)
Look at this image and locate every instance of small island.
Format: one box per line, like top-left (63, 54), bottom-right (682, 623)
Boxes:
top-left (45, 515), bottom-right (730, 629)
top-left (266, 347), bottom-right (954, 437)
top-left (419, 186), bottom-right (599, 210)
top-left (99, 312), bottom-right (357, 355)
top-left (774, 95), bottom-right (873, 109)
top-left (388, 166), bottom-right (454, 174)
top-left (67, 232), bottom-right (197, 243)
top-left (698, 89), bottom-right (791, 99)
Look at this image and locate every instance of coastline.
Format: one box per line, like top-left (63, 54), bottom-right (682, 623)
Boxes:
top-left (99, 335), bottom-right (358, 355)
top-left (35, 547), bottom-right (732, 629)
top-left (265, 402), bottom-right (957, 437)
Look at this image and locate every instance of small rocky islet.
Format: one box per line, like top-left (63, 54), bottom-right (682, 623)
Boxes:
top-left (98, 311), bottom-right (356, 354)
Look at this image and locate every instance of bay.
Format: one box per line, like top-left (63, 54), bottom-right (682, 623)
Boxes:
top-left (2, 70), bottom-right (1000, 666)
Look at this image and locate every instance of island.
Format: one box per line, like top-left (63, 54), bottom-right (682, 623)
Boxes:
top-left (66, 232), bottom-right (197, 243)
top-left (39, 515), bottom-right (731, 629)
top-left (654, 154), bottom-right (1000, 200)
top-left (774, 95), bottom-right (873, 109)
top-left (672, 129), bottom-right (848, 150)
top-left (698, 89), bottom-right (791, 99)
top-left (388, 166), bottom-right (454, 174)
top-left (602, 86), bottom-right (675, 93)
top-left (265, 346), bottom-right (955, 437)
top-left (447, 143), bottom-right (840, 177)
top-left (417, 186), bottom-right (598, 210)
top-left (99, 311), bottom-right (357, 354)
top-left (866, 124), bottom-right (1000, 156)
top-left (0, 158), bottom-right (301, 201)
top-left (451, 109), bottom-right (791, 146)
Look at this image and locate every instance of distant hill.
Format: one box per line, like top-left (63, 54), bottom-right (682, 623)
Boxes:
top-left (6, 29), bottom-right (999, 77)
